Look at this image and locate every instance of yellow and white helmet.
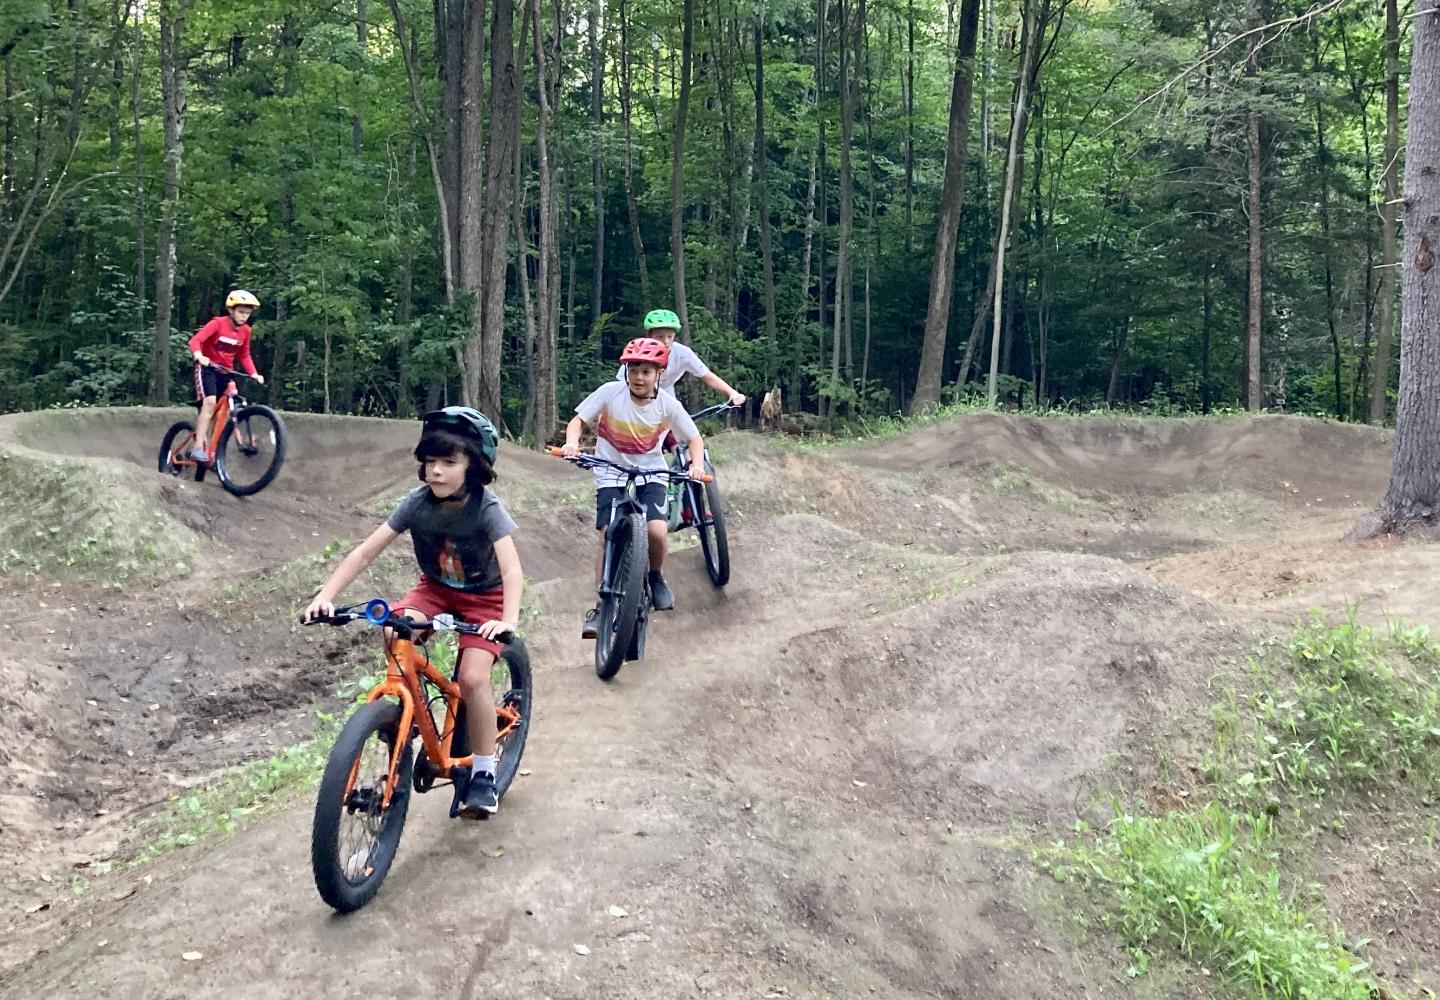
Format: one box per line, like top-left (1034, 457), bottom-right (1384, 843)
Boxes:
top-left (225, 289), bottom-right (260, 310)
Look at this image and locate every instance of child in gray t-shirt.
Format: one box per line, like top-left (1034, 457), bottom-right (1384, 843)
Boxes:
top-left (305, 407), bottom-right (522, 820)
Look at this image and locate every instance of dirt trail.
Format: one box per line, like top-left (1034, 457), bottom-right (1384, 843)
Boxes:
top-left (0, 408), bottom-right (1433, 998)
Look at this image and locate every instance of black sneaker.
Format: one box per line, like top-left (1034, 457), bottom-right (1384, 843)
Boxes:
top-left (649, 570), bottom-right (675, 611)
top-left (581, 606), bottom-right (599, 639)
top-left (459, 770), bottom-right (499, 820)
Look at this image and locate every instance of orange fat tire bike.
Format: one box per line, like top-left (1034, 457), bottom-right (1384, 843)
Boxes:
top-left (157, 367), bottom-right (287, 496)
top-left (303, 600), bottom-right (532, 913)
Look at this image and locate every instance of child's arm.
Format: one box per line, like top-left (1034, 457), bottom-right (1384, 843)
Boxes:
top-left (701, 370), bottom-right (745, 406)
top-left (478, 535), bottom-right (524, 639)
top-left (304, 523), bottom-right (400, 620)
top-left (236, 331), bottom-right (263, 381)
top-left (561, 414), bottom-right (588, 457)
top-left (686, 433), bottom-right (706, 480)
top-left (189, 320), bottom-right (215, 368)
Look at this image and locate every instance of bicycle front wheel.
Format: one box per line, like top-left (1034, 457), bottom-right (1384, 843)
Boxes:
top-left (693, 459), bottom-right (730, 587)
top-left (217, 404), bottom-right (286, 496)
top-left (312, 700), bottom-right (414, 914)
top-left (595, 512), bottom-right (647, 681)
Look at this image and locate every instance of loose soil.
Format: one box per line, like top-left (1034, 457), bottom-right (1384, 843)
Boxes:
top-left (0, 407), bottom-right (1434, 998)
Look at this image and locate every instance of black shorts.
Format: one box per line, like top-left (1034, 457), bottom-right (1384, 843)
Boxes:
top-left (194, 364), bottom-right (236, 402)
top-left (595, 483), bottom-right (667, 530)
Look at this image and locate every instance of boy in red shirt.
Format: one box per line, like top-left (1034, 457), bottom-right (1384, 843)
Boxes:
top-left (189, 289), bottom-right (265, 461)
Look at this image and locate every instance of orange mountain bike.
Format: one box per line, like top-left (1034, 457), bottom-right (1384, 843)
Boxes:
top-left (302, 599), bottom-right (532, 913)
top-left (157, 367), bottom-right (287, 496)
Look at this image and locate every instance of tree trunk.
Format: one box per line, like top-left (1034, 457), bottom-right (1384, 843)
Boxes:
top-left (904, 0), bottom-right (915, 256)
top-left (1370, 0), bottom-right (1401, 424)
top-left (815, 0), bottom-right (828, 352)
top-left (439, 0), bottom-right (465, 285)
top-left (985, 0), bottom-right (1035, 407)
top-left (754, 14), bottom-right (778, 384)
top-left (528, 0), bottom-right (559, 442)
top-left (1244, 0), bottom-right (1263, 412)
top-left (1311, 28), bottom-right (1343, 420)
top-left (1106, 315), bottom-right (1128, 407)
top-left (149, 0), bottom-right (186, 406)
top-left (1351, 0), bottom-right (1440, 539)
top-left (617, 0), bottom-right (649, 305)
top-left (829, 0), bottom-right (854, 412)
top-left (589, 0), bottom-right (605, 335)
top-left (669, 0), bottom-right (695, 337)
top-left (909, 0), bottom-right (981, 413)
top-left (130, 9), bottom-right (144, 335)
top-left (458, 0), bottom-right (487, 403)
top-left (353, 0), bottom-right (367, 152)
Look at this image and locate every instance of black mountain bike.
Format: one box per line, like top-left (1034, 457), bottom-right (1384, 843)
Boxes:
top-left (550, 450), bottom-right (708, 681)
top-left (665, 401), bottom-right (736, 588)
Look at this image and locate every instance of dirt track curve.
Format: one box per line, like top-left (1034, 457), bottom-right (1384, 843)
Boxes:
top-left (1, 407), bottom-right (1436, 998)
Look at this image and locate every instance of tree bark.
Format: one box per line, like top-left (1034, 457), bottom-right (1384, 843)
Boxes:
top-left (353, 0), bottom-right (367, 153)
top-left (130, 9), bottom-right (144, 336)
top-left (479, 0), bottom-right (519, 420)
top-left (1351, 0), bottom-right (1440, 539)
top-left (1244, 0), bottom-right (1263, 411)
top-left (829, 0), bottom-right (854, 411)
top-left (754, 14), bottom-right (778, 384)
top-left (589, 0), bottom-right (605, 334)
top-left (985, 0), bottom-right (1035, 407)
top-left (1370, 0), bottom-right (1401, 424)
top-left (669, 0), bottom-right (695, 338)
top-left (527, 0), bottom-right (558, 442)
top-left (149, 0), bottom-right (186, 405)
top-left (904, 0), bottom-right (915, 256)
top-left (617, 0), bottom-right (649, 305)
top-left (909, 0), bottom-right (980, 414)
top-left (1311, 28), bottom-right (1343, 420)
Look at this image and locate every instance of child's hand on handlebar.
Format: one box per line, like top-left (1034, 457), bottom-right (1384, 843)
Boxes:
top-left (561, 441), bottom-right (582, 458)
top-left (194, 353), bottom-right (210, 367)
top-left (304, 595), bottom-right (336, 622)
top-left (688, 462), bottom-right (705, 482)
top-left (477, 619), bottom-right (517, 640)
top-left (729, 392), bottom-right (746, 407)
top-left (253, 373), bottom-right (266, 385)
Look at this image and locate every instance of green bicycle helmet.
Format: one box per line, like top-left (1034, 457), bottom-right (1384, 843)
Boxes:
top-left (643, 308), bottom-right (681, 332)
top-left (421, 406), bottom-right (500, 466)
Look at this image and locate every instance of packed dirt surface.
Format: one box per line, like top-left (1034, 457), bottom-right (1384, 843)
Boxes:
top-left (1, 407), bottom-right (1434, 998)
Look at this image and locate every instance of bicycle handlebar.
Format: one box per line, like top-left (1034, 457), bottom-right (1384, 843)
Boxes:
top-left (546, 447), bottom-right (712, 483)
top-left (300, 599), bottom-right (514, 643)
top-left (688, 401), bottom-right (741, 421)
top-left (204, 364), bottom-right (263, 381)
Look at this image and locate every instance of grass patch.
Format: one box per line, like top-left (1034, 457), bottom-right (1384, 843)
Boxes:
top-left (1038, 610), bottom-right (1440, 999)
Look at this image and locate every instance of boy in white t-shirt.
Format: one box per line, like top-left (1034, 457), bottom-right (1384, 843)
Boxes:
top-left (564, 337), bottom-right (706, 637)
top-left (616, 308), bottom-right (747, 408)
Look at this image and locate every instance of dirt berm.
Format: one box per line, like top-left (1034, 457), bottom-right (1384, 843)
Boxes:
top-left (0, 407), bottom-right (1432, 998)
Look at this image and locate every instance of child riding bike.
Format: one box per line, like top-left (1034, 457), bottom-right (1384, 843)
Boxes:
top-left (190, 289), bottom-right (265, 462)
top-left (565, 337), bottom-right (705, 636)
top-left (303, 406), bottom-right (523, 819)
top-left (618, 308), bottom-right (747, 409)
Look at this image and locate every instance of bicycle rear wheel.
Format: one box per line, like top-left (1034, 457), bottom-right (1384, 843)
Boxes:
top-left (692, 459), bottom-right (730, 587)
top-left (595, 512), bottom-right (646, 681)
top-left (312, 700), bottom-right (414, 914)
top-left (217, 404), bottom-right (286, 496)
top-left (492, 638), bottom-right (534, 798)
top-left (157, 421), bottom-right (196, 477)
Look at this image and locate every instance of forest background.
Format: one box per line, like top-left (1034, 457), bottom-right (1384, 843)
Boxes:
top-left (0, 0), bottom-right (1408, 441)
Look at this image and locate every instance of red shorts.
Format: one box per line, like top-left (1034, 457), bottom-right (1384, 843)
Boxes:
top-left (394, 577), bottom-right (506, 659)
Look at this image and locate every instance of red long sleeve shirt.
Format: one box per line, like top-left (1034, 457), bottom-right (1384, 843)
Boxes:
top-left (188, 316), bottom-right (258, 376)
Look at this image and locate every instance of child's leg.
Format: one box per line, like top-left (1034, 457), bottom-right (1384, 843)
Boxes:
top-left (194, 395), bottom-right (219, 450)
top-left (647, 518), bottom-right (668, 572)
top-left (456, 647), bottom-right (498, 758)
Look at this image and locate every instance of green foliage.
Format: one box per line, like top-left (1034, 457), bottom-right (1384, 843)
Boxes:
top-left (1040, 613), bottom-right (1440, 999)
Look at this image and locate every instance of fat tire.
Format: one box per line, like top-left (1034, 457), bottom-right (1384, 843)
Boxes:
top-left (493, 638), bottom-right (534, 798)
top-left (157, 421), bottom-right (195, 477)
top-left (217, 404), bottom-right (287, 496)
top-left (312, 700), bottom-right (414, 914)
top-left (694, 460), bottom-right (730, 587)
top-left (595, 512), bottom-right (646, 681)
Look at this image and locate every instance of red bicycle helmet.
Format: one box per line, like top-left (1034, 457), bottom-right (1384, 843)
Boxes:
top-left (619, 337), bottom-right (670, 368)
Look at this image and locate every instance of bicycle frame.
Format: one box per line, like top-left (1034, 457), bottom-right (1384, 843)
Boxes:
top-left (352, 629), bottom-right (522, 810)
top-left (167, 392), bottom-right (234, 471)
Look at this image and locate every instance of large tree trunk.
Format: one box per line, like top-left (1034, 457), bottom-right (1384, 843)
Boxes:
top-left (130, 9), bottom-right (145, 336)
top-left (1243, 0), bottom-right (1263, 411)
top-left (589, 0), bottom-right (605, 335)
top-left (1351, 0), bottom-right (1440, 539)
top-left (457, 0), bottom-right (488, 404)
top-left (754, 14), bottom-right (779, 384)
top-left (908, 0), bottom-right (980, 414)
top-left (617, 0), bottom-right (649, 305)
top-left (904, 0), bottom-right (915, 256)
top-left (1311, 28), bottom-right (1343, 420)
top-left (1370, 0), bottom-right (1402, 424)
top-left (527, 0), bottom-right (558, 442)
top-left (149, 0), bottom-right (186, 405)
top-left (985, 0), bottom-right (1035, 407)
top-left (480, 0), bottom-right (519, 420)
top-left (828, 0), bottom-right (854, 412)
top-left (669, 0), bottom-right (695, 337)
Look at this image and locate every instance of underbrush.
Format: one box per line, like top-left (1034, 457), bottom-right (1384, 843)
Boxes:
top-left (1040, 610), bottom-right (1440, 999)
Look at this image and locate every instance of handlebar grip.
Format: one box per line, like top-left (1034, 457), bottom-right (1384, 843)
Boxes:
top-left (547, 446), bottom-right (565, 456)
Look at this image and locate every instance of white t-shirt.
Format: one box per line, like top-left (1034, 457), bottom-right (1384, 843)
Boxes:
top-left (615, 342), bottom-right (710, 395)
top-left (575, 381), bottom-right (701, 488)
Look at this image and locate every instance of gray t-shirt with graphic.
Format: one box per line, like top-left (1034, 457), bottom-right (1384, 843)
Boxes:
top-left (386, 486), bottom-right (517, 592)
